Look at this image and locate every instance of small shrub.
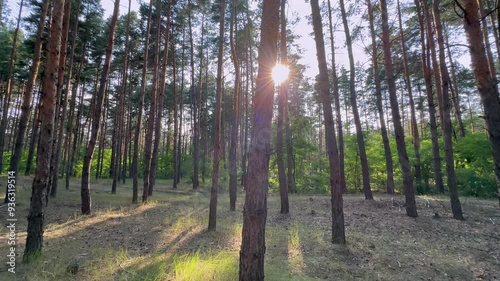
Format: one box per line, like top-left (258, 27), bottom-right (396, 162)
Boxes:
top-left (455, 168), bottom-right (497, 198)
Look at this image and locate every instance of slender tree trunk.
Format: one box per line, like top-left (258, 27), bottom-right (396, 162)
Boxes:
top-left (327, 0), bottom-right (346, 193)
top-left (0, 0), bottom-right (23, 173)
top-left (339, 0), bottom-right (372, 199)
top-left (176, 30), bottom-right (186, 186)
top-left (432, 0), bottom-right (464, 219)
top-left (478, 0), bottom-right (497, 78)
top-left (276, 0), bottom-right (289, 213)
top-left (150, 0), bottom-right (172, 195)
top-left (366, 0), bottom-right (395, 194)
top-left (229, 0), bottom-right (240, 211)
top-left (380, 0), bottom-right (417, 217)
top-left (81, 0), bottom-right (120, 214)
top-left (397, 0), bottom-right (422, 191)
top-left (112, 0), bottom-right (131, 194)
top-left (132, 0), bottom-right (153, 203)
top-left (488, 1), bottom-right (500, 62)
top-left (188, 0), bottom-right (200, 190)
top-left (65, 44), bottom-right (85, 189)
top-left (26, 93), bottom-right (41, 176)
top-left (239, 0), bottom-right (279, 278)
top-left (23, 0), bottom-right (64, 262)
top-left (197, 16), bottom-right (206, 185)
top-left (422, 0), bottom-right (444, 127)
top-left (241, 3), bottom-right (255, 189)
top-left (208, 0), bottom-right (226, 232)
top-left (143, 0), bottom-right (162, 203)
top-left (50, 0), bottom-right (72, 197)
top-left (310, 0), bottom-right (345, 244)
top-left (459, 0), bottom-right (500, 204)
top-left (172, 46), bottom-right (179, 189)
top-left (415, 0), bottom-right (444, 193)
top-left (7, 0), bottom-right (49, 202)
top-left (444, 27), bottom-right (466, 138)
top-left (61, 0), bottom-right (82, 177)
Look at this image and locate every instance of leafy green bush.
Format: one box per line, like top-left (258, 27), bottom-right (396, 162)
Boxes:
top-left (455, 168), bottom-right (497, 198)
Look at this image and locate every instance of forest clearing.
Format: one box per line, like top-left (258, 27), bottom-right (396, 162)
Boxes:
top-left (1, 176), bottom-right (499, 281)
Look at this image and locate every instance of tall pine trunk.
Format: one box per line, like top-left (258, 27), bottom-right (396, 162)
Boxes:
top-left (7, 0), bottom-right (49, 202)
top-left (432, 0), bottom-right (464, 219)
top-left (229, 0), bottom-right (240, 211)
top-left (81, 0), bottom-right (120, 214)
top-left (0, 0), bottom-right (23, 173)
top-left (23, 0), bottom-right (64, 262)
top-left (339, 0), bottom-right (372, 199)
top-left (380, 0), bottom-right (417, 217)
top-left (208, 0), bottom-right (226, 231)
top-left (327, 0), bottom-right (346, 193)
top-left (460, 0), bottom-right (500, 204)
top-left (239, 0), bottom-right (279, 278)
top-left (142, 1), bottom-right (161, 203)
top-left (366, 0), bottom-right (395, 194)
top-left (132, 0), bottom-right (153, 203)
top-left (150, 0), bottom-right (172, 195)
top-left (50, 0), bottom-right (72, 197)
top-left (397, 0), bottom-right (422, 191)
top-left (415, 0), bottom-right (444, 193)
top-left (311, 0), bottom-right (345, 244)
top-left (276, 0), bottom-right (289, 213)
top-left (112, 0), bottom-right (131, 194)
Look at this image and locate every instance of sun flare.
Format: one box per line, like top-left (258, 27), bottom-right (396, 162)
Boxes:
top-left (272, 64), bottom-right (290, 84)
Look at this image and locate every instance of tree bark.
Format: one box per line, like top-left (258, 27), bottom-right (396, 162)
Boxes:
top-left (415, 0), bottom-right (444, 193)
top-left (208, 0), bottom-right (226, 231)
top-left (276, 0), bottom-right (289, 214)
top-left (65, 44), bottom-right (86, 189)
top-left (444, 27), bottom-right (466, 138)
top-left (310, 0), bottom-right (346, 244)
top-left (477, 0), bottom-right (497, 78)
top-left (132, 0), bottom-right (153, 203)
top-left (339, 0), bottom-right (372, 199)
top-left (50, 0), bottom-right (72, 197)
top-left (397, 0), bottom-right (422, 191)
top-left (366, 0), bottom-right (395, 194)
top-left (432, 0), bottom-right (464, 219)
top-left (112, 0), bottom-right (131, 195)
top-left (142, 0), bottom-right (162, 203)
top-left (150, 0), bottom-right (172, 195)
top-left (23, 0), bottom-right (64, 262)
top-left (189, 0), bottom-right (200, 190)
top-left (229, 0), bottom-right (240, 211)
top-left (239, 0), bottom-right (279, 278)
top-left (0, 0), bottom-right (23, 173)
top-left (172, 44), bottom-right (179, 189)
top-left (460, 0), bottom-right (500, 204)
top-left (25, 98), bottom-right (40, 176)
top-left (327, 0), bottom-right (347, 193)
top-left (81, 0), bottom-right (120, 214)
top-left (7, 0), bottom-right (49, 202)
top-left (380, 0), bottom-right (417, 217)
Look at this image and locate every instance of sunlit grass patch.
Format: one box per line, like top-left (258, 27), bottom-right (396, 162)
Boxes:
top-left (288, 223), bottom-right (306, 275)
top-left (83, 248), bottom-right (129, 280)
top-left (171, 250), bottom-right (238, 281)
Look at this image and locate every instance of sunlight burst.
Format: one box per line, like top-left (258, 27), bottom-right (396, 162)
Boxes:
top-left (272, 64), bottom-right (290, 85)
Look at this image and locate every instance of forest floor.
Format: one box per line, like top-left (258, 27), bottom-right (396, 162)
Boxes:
top-left (0, 176), bottom-right (499, 281)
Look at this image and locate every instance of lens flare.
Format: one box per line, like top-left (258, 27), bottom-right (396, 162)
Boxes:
top-left (272, 64), bottom-right (290, 84)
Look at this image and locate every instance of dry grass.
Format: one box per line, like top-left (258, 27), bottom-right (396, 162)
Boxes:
top-left (0, 176), bottom-right (499, 280)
